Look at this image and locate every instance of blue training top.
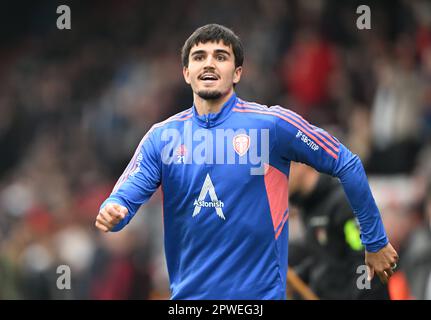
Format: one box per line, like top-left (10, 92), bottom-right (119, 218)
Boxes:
top-left (100, 92), bottom-right (388, 299)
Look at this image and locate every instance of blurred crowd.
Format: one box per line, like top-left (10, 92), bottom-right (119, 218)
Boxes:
top-left (0, 0), bottom-right (431, 299)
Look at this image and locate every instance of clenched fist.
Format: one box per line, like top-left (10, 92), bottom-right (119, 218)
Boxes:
top-left (95, 203), bottom-right (128, 232)
top-left (365, 242), bottom-right (399, 284)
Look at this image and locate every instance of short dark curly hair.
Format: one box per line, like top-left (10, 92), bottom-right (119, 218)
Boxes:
top-left (181, 24), bottom-right (244, 68)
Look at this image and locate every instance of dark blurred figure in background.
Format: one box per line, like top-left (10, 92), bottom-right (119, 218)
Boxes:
top-left (394, 183), bottom-right (431, 299)
top-left (289, 162), bottom-right (389, 299)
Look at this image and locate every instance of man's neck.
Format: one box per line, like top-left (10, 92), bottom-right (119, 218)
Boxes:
top-left (194, 90), bottom-right (234, 116)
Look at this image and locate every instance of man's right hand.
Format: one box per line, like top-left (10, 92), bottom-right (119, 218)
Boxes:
top-left (95, 203), bottom-right (128, 232)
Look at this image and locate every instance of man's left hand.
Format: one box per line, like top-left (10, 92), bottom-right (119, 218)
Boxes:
top-left (365, 242), bottom-right (399, 284)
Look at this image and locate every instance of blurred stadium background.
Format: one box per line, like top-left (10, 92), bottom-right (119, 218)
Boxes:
top-left (0, 0), bottom-right (431, 299)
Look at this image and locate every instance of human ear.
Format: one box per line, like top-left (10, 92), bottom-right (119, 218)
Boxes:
top-left (233, 66), bottom-right (242, 84)
top-left (183, 66), bottom-right (191, 84)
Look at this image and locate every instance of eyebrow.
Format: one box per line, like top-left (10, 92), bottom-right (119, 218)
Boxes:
top-left (190, 49), bottom-right (231, 56)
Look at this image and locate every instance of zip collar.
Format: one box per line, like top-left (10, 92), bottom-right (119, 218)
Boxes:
top-left (192, 93), bottom-right (237, 128)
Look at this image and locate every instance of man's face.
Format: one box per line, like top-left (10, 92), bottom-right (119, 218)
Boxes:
top-left (183, 41), bottom-right (242, 100)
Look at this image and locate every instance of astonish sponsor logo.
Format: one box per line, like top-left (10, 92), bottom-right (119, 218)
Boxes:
top-left (193, 199), bottom-right (224, 208)
top-left (192, 173), bottom-right (225, 220)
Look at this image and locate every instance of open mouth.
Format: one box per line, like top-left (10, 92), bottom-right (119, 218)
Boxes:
top-left (199, 73), bottom-right (219, 81)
